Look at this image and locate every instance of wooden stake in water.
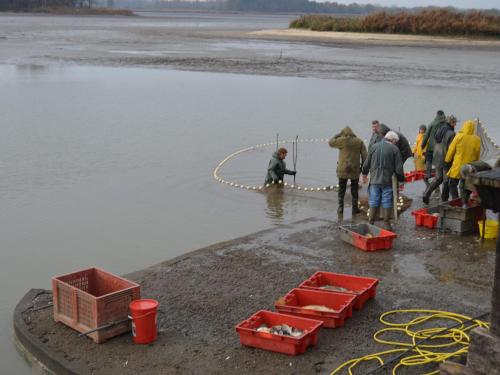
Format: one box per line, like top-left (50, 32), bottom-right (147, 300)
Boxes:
top-left (392, 175), bottom-right (398, 223)
top-left (293, 135), bottom-right (298, 185)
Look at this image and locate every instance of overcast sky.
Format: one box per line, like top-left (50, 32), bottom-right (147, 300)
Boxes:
top-left (316, 0), bottom-right (500, 9)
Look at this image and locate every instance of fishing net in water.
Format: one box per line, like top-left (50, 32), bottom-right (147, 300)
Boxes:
top-left (477, 120), bottom-right (500, 164)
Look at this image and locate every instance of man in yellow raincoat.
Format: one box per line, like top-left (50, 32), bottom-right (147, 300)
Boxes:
top-left (444, 120), bottom-right (481, 205)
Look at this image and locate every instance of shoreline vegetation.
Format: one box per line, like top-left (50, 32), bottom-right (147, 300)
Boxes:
top-left (290, 9), bottom-right (500, 39)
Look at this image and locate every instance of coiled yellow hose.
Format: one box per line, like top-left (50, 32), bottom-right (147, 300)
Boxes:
top-left (330, 309), bottom-right (489, 375)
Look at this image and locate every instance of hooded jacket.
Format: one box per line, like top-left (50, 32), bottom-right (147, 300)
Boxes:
top-left (264, 151), bottom-right (294, 184)
top-left (445, 120), bottom-right (481, 179)
top-left (370, 123), bottom-right (412, 163)
top-left (412, 132), bottom-right (427, 159)
top-left (433, 123), bottom-right (456, 169)
top-left (329, 127), bottom-right (368, 180)
top-left (422, 112), bottom-right (447, 153)
top-left (362, 139), bottom-right (405, 186)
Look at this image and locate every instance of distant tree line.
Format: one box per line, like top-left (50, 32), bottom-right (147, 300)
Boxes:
top-left (223, 0), bottom-right (380, 14)
top-left (2, 0), bottom-right (499, 16)
top-left (99, 0), bottom-right (383, 14)
top-left (0, 0), bottom-right (100, 10)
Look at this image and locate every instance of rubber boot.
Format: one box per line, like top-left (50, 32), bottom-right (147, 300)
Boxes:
top-left (368, 207), bottom-right (377, 225)
top-left (422, 188), bottom-right (431, 205)
top-left (382, 208), bottom-right (393, 231)
top-left (337, 196), bottom-right (344, 214)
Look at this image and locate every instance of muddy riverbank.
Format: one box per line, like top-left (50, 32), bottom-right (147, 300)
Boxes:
top-left (15, 209), bottom-right (496, 374)
top-left (1, 12), bottom-right (500, 87)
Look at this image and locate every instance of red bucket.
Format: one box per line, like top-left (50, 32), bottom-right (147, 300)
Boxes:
top-left (129, 299), bottom-right (159, 344)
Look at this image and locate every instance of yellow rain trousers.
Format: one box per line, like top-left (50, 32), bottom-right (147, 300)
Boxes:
top-left (445, 120), bottom-right (481, 179)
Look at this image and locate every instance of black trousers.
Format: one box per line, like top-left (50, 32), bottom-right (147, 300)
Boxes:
top-left (425, 151), bottom-right (434, 180)
top-left (338, 178), bottom-right (359, 206)
top-left (449, 178), bottom-right (471, 204)
top-left (424, 166), bottom-right (450, 202)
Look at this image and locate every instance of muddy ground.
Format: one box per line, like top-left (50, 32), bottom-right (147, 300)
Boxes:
top-left (19, 205), bottom-right (496, 374)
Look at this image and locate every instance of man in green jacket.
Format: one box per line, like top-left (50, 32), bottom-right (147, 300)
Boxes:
top-left (421, 110), bottom-right (447, 184)
top-left (264, 148), bottom-right (296, 185)
top-left (329, 127), bottom-right (368, 215)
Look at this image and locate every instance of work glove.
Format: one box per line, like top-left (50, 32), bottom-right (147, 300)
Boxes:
top-left (290, 171), bottom-right (297, 176)
top-left (444, 161), bottom-right (452, 169)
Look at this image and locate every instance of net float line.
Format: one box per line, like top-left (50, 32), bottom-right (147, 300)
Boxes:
top-left (213, 138), bottom-right (339, 192)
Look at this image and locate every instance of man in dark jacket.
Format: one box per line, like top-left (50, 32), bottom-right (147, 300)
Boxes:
top-left (368, 120), bottom-right (383, 151)
top-left (421, 110), bottom-right (447, 184)
top-left (329, 126), bottom-right (368, 215)
top-left (362, 131), bottom-right (405, 229)
top-left (264, 148), bottom-right (296, 185)
top-left (369, 121), bottom-right (412, 163)
top-left (422, 115), bottom-right (457, 203)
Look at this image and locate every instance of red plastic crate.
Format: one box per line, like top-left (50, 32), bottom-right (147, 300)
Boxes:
top-left (52, 267), bottom-right (140, 343)
top-left (298, 271), bottom-right (379, 311)
top-left (275, 288), bottom-right (355, 328)
top-left (235, 310), bottom-right (323, 356)
top-left (339, 223), bottom-right (397, 251)
top-left (411, 207), bottom-right (440, 229)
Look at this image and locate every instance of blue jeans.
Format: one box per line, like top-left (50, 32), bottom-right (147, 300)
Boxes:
top-left (369, 184), bottom-right (393, 209)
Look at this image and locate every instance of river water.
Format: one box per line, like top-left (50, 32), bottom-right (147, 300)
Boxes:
top-left (1, 12), bottom-right (500, 374)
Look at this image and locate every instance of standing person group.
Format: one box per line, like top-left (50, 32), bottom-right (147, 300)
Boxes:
top-left (419, 113), bottom-right (482, 207)
top-left (264, 111), bottom-right (485, 229)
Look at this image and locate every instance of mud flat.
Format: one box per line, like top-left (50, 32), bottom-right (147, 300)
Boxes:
top-left (251, 29), bottom-right (500, 48)
top-left (14, 212), bottom-right (496, 374)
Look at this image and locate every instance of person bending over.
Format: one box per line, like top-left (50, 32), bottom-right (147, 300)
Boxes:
top-left (264, 147), bottom-right (296, 185)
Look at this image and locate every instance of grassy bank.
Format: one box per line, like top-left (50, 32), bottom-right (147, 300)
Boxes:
top-left (25, 7), bottom-right (134, 16)
top-left (290, 9), bottom-right (500, 38)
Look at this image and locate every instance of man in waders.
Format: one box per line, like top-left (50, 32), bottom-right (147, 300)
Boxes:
top-left (264, 147), bottom-right (296, 185)
top-left (362, 131), bottom-right (405, 230)
top-left (422, 110), bottom-right (447, 186)
top-left (422, 115), bottom-right (457, 204)
top-left (329, 126), bottom-right (367, 215)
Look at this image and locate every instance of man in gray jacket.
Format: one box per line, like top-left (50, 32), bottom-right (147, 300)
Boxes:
top-left (362, 131), bottom-right (405, 229)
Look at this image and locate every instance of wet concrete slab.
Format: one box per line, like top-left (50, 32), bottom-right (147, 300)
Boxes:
top-left (14, 206), bottom-right (496, 375)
